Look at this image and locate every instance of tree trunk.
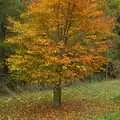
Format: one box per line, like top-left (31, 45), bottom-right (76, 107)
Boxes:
top-left (105, 63), bottom-right (108, 80)
top-left (53, 85), bottom-right (61, 108)
top-left (0, 21), bottom-right (8, 86)
top-left (0, 22), bottom-right (5, 74)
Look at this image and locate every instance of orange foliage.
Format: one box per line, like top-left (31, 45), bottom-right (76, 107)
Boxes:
top-left (7, 0), bottom-right (113, 85)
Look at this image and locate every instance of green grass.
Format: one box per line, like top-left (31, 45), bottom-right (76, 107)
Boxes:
top-left (63, 80), bottom-right (120, 101)
top-left (0, 80), bottom-right (120, 120)
top-left (97, 112), bottom-right (120, 120)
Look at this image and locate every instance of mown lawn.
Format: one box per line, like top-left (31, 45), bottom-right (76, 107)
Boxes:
top-left (0, 80), bottom-right (120, 120)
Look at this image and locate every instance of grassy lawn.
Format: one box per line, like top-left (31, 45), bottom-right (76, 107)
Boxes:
top-left (0, 80), bottom-right (120, 120)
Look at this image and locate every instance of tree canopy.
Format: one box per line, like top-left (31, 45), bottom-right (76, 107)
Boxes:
top-left (7, 0), bottom-right (113, 84)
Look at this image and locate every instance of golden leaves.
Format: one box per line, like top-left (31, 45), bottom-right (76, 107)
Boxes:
top-left (7, 0), bottom-right (113, 84)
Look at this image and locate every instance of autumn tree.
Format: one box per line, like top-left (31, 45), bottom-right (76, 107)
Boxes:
top-left (7, 0), bottom-right (113, 107)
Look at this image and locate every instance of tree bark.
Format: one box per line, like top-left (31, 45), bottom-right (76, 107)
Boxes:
top-left (0, 22), bottom-right (5, 73)
top-left (0, 20), bottom-right (8, 86)
top-left (53, 85), bottom-right (62, 108)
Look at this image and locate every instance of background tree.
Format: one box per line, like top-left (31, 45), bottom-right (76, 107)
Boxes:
top-left (7, 0), bottom-right (113, 107)
top-left (106, 0), bottom-right (120, 59)
top-left (0, 0), bottom-right (30, 92)
top-left (103, 0), bottom-right (120, 79)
